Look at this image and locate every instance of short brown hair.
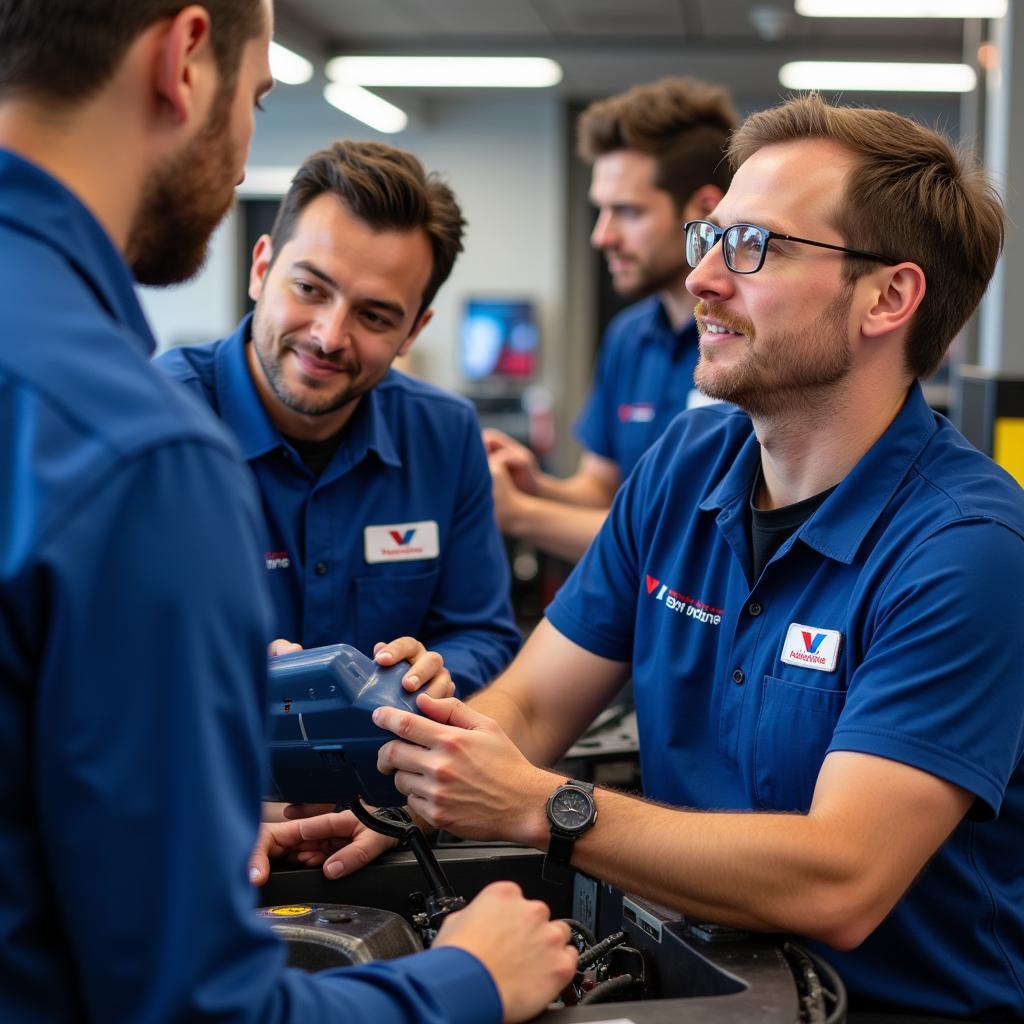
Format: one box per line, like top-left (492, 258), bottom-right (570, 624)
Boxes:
top-left (577, 76), bottom-right (738, 208)
top-left (729, 93), bottom-right (1005, 379)
top-left (270, 141), bottom-right (466, 316)
top-left (0, 0), bottom-right (264, 102)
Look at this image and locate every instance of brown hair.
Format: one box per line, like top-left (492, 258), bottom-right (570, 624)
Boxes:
top-left (0, 0), bottom-right (264, 101)
top-left (577, 76), bottom-right (738, 209)
top-left (270, 141), bottom-right (466, 316)
top-left (729, 93), bottom-right (1005, 379)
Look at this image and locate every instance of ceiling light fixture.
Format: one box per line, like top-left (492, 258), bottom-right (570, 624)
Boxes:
top-left (323, 83), bottom-right (409, 134)
top-left (796, 0), bottom-right (1006, 17)
top-left (779, 61), bottom-right (977, 92)
top-left (326, 56), bottom-right (563, 89)
top-left (269, 41), bottom-right (314, 85)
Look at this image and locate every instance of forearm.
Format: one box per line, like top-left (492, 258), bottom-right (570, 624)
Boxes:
top-left (510, 785), bottom-right (881, 950)
top-left (500, 494), bottom-right (608, 562)
top-left (533, 470), bottom-right (616, 509)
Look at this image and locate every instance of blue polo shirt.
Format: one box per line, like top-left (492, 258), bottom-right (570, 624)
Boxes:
top-left (574, 296), bottom-right (701, 478)
top-left (156, 319), bottom-right (519, 695)
top-left (0, 149), bottom-right (501, 1024)
top-left (549, 384), bottom-right (1024, 1018)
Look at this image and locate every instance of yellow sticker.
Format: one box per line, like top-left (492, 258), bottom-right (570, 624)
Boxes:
top-left (994, 417), bottom-right (1024, 487)
top-left (266, 905), bottom-right (313, 917)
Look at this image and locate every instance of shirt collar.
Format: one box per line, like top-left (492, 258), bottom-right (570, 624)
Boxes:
top-left (640, 297), bottom-right (699, 353)
top-left (0, 149), bottom-right (157, 355)
top-left (213, 314), bottom-right (403, 472)
top-left (699, 382), bottom-right (936, 565)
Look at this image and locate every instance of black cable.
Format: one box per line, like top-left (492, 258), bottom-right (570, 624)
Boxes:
top-left (783, 941), bottom-right (848, 1024)
top-left (578, 973), bottom-right (637, 1005)
top-left (561, 918), bottom-right (597, 947)
top-left (576, 930), bottom-right (627, 972)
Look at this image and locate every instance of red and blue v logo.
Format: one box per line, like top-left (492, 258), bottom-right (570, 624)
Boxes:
top-left (801, 631), bottom-right (826, 654)
top-left (389, 528), bottom-right (416, 546)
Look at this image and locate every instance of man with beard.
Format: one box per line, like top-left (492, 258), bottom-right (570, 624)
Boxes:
top-left (0, 2), bottom-right (575, 1022)
top-left (265, 96), bottom-right (1024, 1020)
top-left (156, 141), bottom-right (519, 697)
top-left (484, 77), bottom-right (736, 561)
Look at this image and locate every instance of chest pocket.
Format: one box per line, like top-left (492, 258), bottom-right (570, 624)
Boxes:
top-left (354, 567), bottom-right (441, 653)
top-left (753, 675), bottom-right (846, 812)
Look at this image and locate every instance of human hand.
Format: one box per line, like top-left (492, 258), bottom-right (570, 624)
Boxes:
top-left (482, 428), bottom-right (541, 496)
top-left (374, 695), bottom-right (551, 845)
top-left (373, 636), bottom-right (455, 697)
top-left (487, 450), bottom-right (536, 536)
top-left (434, 881), bottom-right (577, 1023)
top-left (248, 807), bottom-right (398, 884)
top-left (268, 638), bottom-right (303, 656)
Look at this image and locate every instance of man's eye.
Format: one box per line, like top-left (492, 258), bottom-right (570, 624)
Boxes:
top-left (294, 281), bottom-right (319, 297)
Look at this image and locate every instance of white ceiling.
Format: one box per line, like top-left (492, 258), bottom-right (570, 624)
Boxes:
top-left (274, 0), bottom-right (970, 103)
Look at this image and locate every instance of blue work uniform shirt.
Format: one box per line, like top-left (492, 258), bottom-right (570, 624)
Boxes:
top-left (548, 385), bottom-right (1024, 1018)
top-left (574, 296), bottom-right (701, 478)
top-left (156, 318), bottom-right (519, 695)
top-left (0, 149), bottom-right (501, 1024)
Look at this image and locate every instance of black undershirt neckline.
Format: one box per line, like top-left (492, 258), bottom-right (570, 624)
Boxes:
top-left (748, 466), bottom-right (837, 580)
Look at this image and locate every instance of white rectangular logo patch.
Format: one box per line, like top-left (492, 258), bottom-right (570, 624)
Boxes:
top-left (364, 520), bottom-right (439, 564)
top-left (780, 622), bottom-right (842, 673)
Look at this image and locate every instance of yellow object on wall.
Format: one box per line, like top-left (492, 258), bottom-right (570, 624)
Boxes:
top-left (994, 417), bottom-right (1024, 487)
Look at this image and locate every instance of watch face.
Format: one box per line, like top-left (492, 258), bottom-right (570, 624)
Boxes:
top-left (550, 788), bottom-right (593, 831)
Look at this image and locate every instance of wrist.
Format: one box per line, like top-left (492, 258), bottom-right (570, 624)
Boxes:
top-left (518, 769), bottom-right (560, 849)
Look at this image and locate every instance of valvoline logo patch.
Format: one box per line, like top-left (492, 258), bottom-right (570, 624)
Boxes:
top-left (802, 631), bottom-right (826, 654)
top-left (644, 573), bottom-right (723, 627)
top-left (618, 403), bottom-right (655, 424)
top-left (781, 622), bottom-right (842, 673)
top-left (364, 521), bottom-right (439, 564)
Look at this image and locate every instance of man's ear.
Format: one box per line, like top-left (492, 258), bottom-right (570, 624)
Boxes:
top-left (860, 263), bottom-right (927, 340)
top-left (681, 185), bottom-right (724, 222)
top-left (248, 235), bottom-right (274, 301)
top-left (398, 308), bottom-right (433, 357)
top-left (151, 4), bottom-right (216, 127)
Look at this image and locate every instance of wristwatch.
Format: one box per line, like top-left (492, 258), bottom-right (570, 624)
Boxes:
top-left (542, 779), bottom-right (597, 883)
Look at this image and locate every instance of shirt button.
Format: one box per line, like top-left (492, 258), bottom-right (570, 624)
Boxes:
top-left (315, 561), bottom-right (328, 576)
top-left (731, 668), bottom-right (745, 685)
top-left (748, 602), bottom-right (762, 617)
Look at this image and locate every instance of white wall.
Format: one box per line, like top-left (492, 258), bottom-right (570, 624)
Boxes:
top-left (140, 89), bottom-right (568, 400)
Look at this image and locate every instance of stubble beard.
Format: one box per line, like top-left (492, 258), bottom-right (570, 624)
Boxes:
top-left (249, 301), bottom-right (376, 419)
top-left (127, 83), bottom-right (237, 286)
top-left (693, 288), bottom-right (854, 419)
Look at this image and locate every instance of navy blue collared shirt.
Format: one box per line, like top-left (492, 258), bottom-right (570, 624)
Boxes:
top-left (550, 383), bottom-right (1024, 1018)
top-left (574, 296), bottom-right (701, 478)
top-left (0, 149), bottom-right (500, 1023)
top-left (156, 318), bottom-right (519, 694)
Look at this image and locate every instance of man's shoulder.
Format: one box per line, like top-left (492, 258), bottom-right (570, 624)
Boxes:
top-left (2, 313), bottom-right (239, 481)
top-left (602, 296), bottom-right (664, 343)
top-left (912, 418), bottom-right (1024, 536)
top-left (376, 369), bottom-right (478, 424)
top-left (153, 337), bottom-right (223, 386)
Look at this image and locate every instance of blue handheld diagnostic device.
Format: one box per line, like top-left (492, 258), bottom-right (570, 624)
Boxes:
top-left (265, 644), bottom-right (421, 808)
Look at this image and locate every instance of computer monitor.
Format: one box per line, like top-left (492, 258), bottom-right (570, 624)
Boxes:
top-left (459, 298), bottom-right (539, 383)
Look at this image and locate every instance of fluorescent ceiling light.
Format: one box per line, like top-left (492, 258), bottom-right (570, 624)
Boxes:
top-left (270, 41), bottom-right (314, 85)
top-left (796, 0), bottom-right (1006, 16)
top-left (323, 83), bottom-right (408, 134)
top-left (326, 56), bottom-right (563, 89)
top-left (779, 61), bottom-right (977, 92)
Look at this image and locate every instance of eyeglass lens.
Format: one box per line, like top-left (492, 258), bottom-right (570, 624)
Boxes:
top-left (686, 222), bottom-right (769, 273)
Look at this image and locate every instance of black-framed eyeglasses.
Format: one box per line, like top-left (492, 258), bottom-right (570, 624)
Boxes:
top-left (683, 220), bottom-right (898, 275)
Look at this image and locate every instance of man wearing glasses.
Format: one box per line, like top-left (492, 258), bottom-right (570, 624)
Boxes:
top-left (265, 94), bottom-right (1024, 1021)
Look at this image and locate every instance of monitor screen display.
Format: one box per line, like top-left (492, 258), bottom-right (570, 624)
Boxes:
top-left (459, 299), bottom-right (538, 381)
